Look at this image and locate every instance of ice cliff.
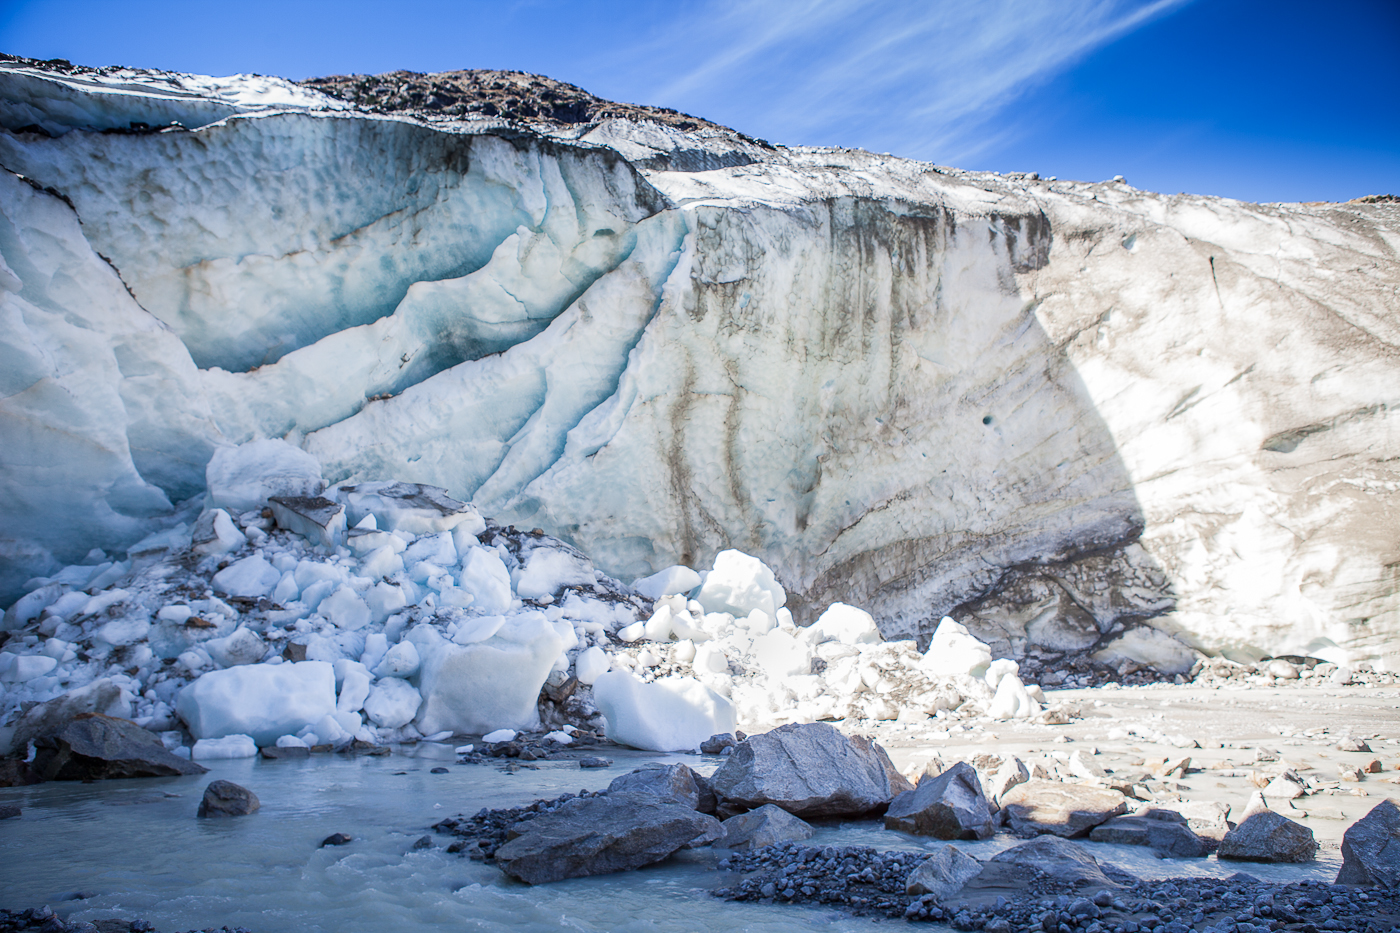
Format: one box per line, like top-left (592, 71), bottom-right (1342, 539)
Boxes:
top-left (1, 58), bottom-right (1397, 671)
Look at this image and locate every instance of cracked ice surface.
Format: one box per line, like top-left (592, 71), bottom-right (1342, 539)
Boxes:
top-left (0, 63), bottom-right (1398, 671)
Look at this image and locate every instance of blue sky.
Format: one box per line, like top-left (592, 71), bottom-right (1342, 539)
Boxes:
top-left (2, 0), bottom-right (1395, 202)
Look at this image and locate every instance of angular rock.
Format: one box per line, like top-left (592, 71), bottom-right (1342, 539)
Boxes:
top-left (884, 761), bottom-right (996, 840)
top-left (999, 781), bottom-right (1127, 838)
top-left (960, 836), bottom-right (1127, 901)
top-left (701, 733), bottom-right (738, 754)
top-left (197, 779), bottom-right (260, 817)
top-left (1337, 737), bottom-right (1373, 753)
top-left (23, 714), bottom-right (207, 783)
top-left (492, 791), bottom-right (722, 883)
top-left (980, 756), bottom-right (1029, 808)
top-left (268, 495), bottom-right (346, 550)
top-left (905, 844), bottom-right (984, 898)
top-left (1088, 810), bottom-right (1210, 857)
top-left (717, 804), bottom-right (814, 851)
top-left (607, 762), bottom-right (716, 813)
top-left (708, 722), bottom-right (913, 819)
top-left (0, 804), bottom-right (20, 819)
top-left (3, 678), bottom-right (133, 756)
top-left (1336, 799), bottom-right (1400, 888)
top-left (1219, 807), bottom-right (1317, 863)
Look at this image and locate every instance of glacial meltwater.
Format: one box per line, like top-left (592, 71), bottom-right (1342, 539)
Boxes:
top-left (1, 747), bottom-right (1339, 933)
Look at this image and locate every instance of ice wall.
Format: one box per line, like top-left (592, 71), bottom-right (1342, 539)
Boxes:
top-left (1, 62), bottom-right (1397, 669)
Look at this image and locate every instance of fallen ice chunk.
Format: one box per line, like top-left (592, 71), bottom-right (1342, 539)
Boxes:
top-left (275, 734), bottom-right (309, 748)
top-left (268, 496), bottom-right (346, 550)
top-left (411, 611), bottom-right (567, 735)
top-left (176, 660), bottom-right (336, 746)
top-left (458, 546), bottom-right (514, 614)
top-left (191, 508), bottom-right (247, 557)
top-left (985, 658), bottom-right (1020, 691)
top-left (403, 532), bottom-right (457, 569)
top-left (593, 671), bottom-right (737, 753)
top-left (192, 734), bottom-right (258, 760)
top-left (319, 585), bottom-right (371, 631)
top-left (206, 439), bottom-right (324, 513)
top-left (575, 645), bottom-right (610, 684)
top-left (921, 617), bottom-right (992, 678)
top-left (985, 673), bottom-right (1039, 720)
top-left (211, 554), bottom-right (281, 598)
top-left (450, 614), bottom-right (506, 645)
top-left (543, 731), bottom-right (572, 744)
top-left (632, 565), bottom-right (702, 601)
top-left (749, 629), bottom-right (812, 678)
top-left (483, 728), bottom-right (517, 743)
top-left (94, 616), bottom-right (151, 648)
top-left (362, 677), bottom-right (422, 728)
top-left (337, 668), bottom-right (372, 713)
top-left (0, 652), bottom-right (58, 683)
top-left (338, 481), bottom-right (485, 536)
top-left (360, 632), bottom-right (390, 672)
top-left (802, 602), bottom-right (881, 646)
top-left (694, 550), bottom-right (786, 620)
top-left (516, 546), bottom-right (594, 600)
top-left (204, 627), bottom-right (267, 667)
top-left (373, 639), bottom-right (420, 678)
top-left (365, 581), bottom-right (407, 624)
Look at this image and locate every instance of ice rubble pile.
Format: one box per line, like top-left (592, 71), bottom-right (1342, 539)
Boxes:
top-left (1, 441), bottom-right (1052, 757)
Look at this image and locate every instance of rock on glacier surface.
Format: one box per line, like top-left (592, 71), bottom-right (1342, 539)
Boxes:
top-left (0, 60), bottom-right (1397, 671)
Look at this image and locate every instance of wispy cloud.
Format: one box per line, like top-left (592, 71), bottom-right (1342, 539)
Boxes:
top-left (590, 0), bottom-right (1190, 164)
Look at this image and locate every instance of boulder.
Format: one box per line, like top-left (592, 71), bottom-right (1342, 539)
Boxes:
top-left (2, 678), bottom-right (133, 756)
top-left (884, 761), bottom-right (996, 840)
top-left (960, 836), bottom-right (1127, 901)
top-left (979, 756), bottom-right (1029, 808)
top-left (1088, 810), bottom-right (1211, 857)
top-left (1336, 799), bottom-right (1400, 887)
top-left (717, 804), bottom-right (814, 851)
top-left (905, 844), bottom-right (984, 898)
top-left (608, 762), bottom-right (717, 813)
top-left (708, 722), bottom-right (913, 819)
top-left (198, 779), bottom-right (260, 817)
top-left (1218, 803), bottom-right (1317, 863)
top-left (999, 781), bottom-right (1127, 838)
top-left (492, 792), bottom-right (723, 883)
top-left (23, 714), bottom-right (207, 783)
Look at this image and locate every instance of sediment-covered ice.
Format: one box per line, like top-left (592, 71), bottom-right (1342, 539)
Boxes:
top-left (0, 59), bottom-right (1396, 677)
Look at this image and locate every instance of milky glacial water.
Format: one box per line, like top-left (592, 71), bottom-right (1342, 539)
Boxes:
top-left (0, 747), bottom-right (1339, 933)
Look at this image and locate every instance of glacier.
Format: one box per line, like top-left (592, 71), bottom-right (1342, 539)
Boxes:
top-left (0, 58), bottom-right (1397, 673)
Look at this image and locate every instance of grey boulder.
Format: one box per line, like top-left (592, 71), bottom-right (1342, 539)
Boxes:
top-left (717, 803), bottom-right (814, 851)
top-left (3, 678), bottom-right (133, 757)
top-left (956, 836), bottom-right (1128, 904)
top-left (999, 781), bottom-right (1127, 838)
top-left (884, 761), bottom-right (995, 840)
top-left (1336, 799), bottom-right (1400, 887)
top-left (607, 762), bottom-right (716, 813)
top-left (905, 844), bottom-right (984, 898)
top-left (1218, 807), bottom-right (1317, 863)
top-left (198, 779), bottom-right (260, 817)
top-left (23, 714), bottom-right (207, 783)
top-left (1089, 810), bottom-right (1210, 857)
top-left (493, 791), bottom-right (722, 883)
top-left (708, 722), bottom-right (913, 819)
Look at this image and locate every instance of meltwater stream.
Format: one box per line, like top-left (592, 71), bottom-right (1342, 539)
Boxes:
top-left (0, 747), bottom-right (1339, 933)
